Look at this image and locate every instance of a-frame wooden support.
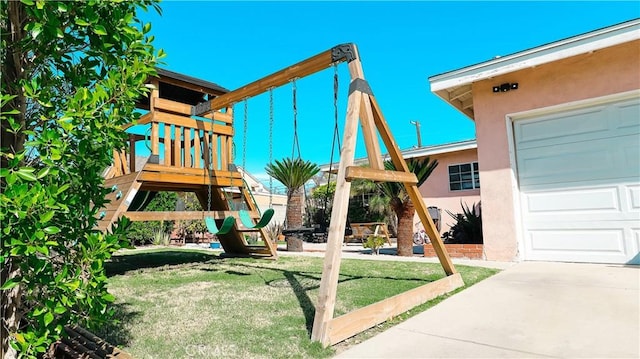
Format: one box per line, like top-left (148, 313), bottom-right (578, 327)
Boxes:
top-left (309, 46), bottom-right (464, 346)
top-left (194, 43), bottom-right (463, 346)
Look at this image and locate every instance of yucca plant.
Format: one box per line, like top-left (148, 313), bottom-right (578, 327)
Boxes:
top-left (265, 157), bottom-right (320, 229)
top-left (375, 158), bottom-right (438, 256)
top-left (445, 202), bottom-right (483, 244)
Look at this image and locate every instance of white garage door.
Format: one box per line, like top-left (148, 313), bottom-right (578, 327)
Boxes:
top-left (515, 95), bottom-right (640, 264)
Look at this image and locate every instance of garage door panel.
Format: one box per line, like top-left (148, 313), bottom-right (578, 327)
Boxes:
top-left (524, 228), bottom-right (635, 263)
top-left (516, 95), bottom-right (640, 264)
top-left (517, 137), bottom-right (636, 188)
top-left (515, 107), bottom-right (607, 145)
top-left (527, 229), bottom-right (625, 252)
top-left (525, 187), bottom-right (620, 213)
top-left (616, 101), bottom-right (640, 129)
top-left (628, 185), bottom-right (640, 211)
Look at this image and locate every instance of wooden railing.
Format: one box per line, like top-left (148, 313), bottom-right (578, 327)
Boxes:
top-left (110, 98), bottom-right (235, 176)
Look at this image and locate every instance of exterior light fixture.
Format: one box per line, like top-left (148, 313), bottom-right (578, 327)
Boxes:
top-left (493, 82), bottom-right (519, 93)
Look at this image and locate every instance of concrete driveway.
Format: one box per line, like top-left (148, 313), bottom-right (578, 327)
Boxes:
top-left (336, 261), bottom-right (639, 358)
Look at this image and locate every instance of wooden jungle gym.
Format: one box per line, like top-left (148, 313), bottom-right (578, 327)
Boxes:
top-left (100, 43), bottom-right (464, 346)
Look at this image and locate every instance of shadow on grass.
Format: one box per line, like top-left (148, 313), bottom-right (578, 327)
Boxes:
top-left (105, 249), bottom-right (447, 338)
top-left (245, 261), bottom-right (441, 337)
top-left (106, 249), bottom-right (223, 277)
top-left (284, 271), bottom-right (317, 335)
top-left (93, 302), bottom-right (141, 348)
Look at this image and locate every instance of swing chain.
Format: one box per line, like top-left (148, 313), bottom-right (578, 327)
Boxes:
top-left (323, 63), bottom-right (341, 227)
top-left (291, 78), bottom-right (301, 159)
top-left (207, 128), bottom-right (212, 213)
top-left (269, 87), bottom-right (274, 208)
top-left (333, 64), bottom-right (341, 150)
top-left (243, 98), bottom-right (248, 170)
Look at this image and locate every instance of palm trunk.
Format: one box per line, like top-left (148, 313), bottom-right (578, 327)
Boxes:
top-left (286, 187), bottom-right (304, 229)
top-left (285, 187), bottom-right (304, 252)
top-left (395, 200), bottom-right (416, 257)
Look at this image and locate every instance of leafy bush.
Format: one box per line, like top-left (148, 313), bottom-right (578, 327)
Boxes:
top-left (1, 1), bottom-right (162, 356)
top-left (127, 192), bottom-right (178, 245)
top-left (362, 235), bottom-right (386, 255)
top-left (445, 202), bottom-right (483, 244)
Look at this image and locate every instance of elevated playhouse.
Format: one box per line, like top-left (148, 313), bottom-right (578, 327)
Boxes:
top-left (98, 68), bottom-right (277, 258)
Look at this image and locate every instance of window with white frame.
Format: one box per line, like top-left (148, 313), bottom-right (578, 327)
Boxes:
top-left (449, 162), bottom-right (479, 191)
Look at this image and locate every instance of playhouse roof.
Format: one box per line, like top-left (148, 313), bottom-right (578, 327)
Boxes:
top-left (155, 68), bottom-right (230, 96)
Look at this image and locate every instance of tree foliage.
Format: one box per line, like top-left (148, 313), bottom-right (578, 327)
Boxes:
top-left (350, 158), bottom-right (438, 256)
top-left (265, 157), bottom-right (319, 229)
top-left (0, 0), bottom-right (162, 357)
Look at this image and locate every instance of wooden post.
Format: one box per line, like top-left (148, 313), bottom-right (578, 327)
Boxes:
top-left (359, 95), bottom-right (383, 169)
top-left (311, 48), bottom-right (365, 345)
top-left (368, 94), bottom-right (456, 275)
top-left (194, 130), bottom-right (201, 168)
top-left (174, 126), bottom-right (182, 167)
top-left (184, 127), bottom-right (192, 168)
top-left (163, 124), bottom-right (171, 166)
top-left (150, 80), bottom-right (160, 156)
top-left (128, 134), bottom-right (136, 173)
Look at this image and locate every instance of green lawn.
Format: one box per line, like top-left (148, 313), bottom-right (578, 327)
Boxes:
top-left (98, 248), bottom-right (498, 358)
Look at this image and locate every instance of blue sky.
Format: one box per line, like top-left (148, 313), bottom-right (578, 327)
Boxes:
top-left (139, 1), bottom-right (638, 187)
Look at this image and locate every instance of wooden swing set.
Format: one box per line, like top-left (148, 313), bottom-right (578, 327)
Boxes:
top-left (100, 43), bottom-right (463, 346)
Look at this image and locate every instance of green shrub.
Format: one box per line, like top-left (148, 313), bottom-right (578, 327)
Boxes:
top-left (362, 235), bottom-right (386, 255)
top-left (445, 202), bottom-right (482, 244)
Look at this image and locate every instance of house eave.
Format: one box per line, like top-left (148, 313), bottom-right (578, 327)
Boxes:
top-left (428, 19), bottom-right (640, 121)
top-left (429, 19), bottom-right (640, 92)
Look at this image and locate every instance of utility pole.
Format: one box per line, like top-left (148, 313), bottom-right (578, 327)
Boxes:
top-left (410, 120), bottom-right (422, 148)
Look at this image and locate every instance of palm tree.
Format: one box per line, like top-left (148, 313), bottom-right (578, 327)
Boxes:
top-left (360, 157), bottom-right (438, 256)
top-left (265, 157), bottom-right (320, 251)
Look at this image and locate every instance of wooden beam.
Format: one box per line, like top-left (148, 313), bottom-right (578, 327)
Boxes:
top-left (138, 172), bottom-right (243, 187)
top-left (150, 80), bottom-right (160, 155)
top-left (448, 85), bottom-right (472, 102)
top-left (128, 134), bottom-right (136, 173)
top-left (311, 48), bottom-right (363, 345)
top-left (193, 130), bottom-right (201, 168)
top-left (154, 111), bottom-right (234, 136)
top-left (184, 128), bottom-right (192, 168)
top-left (326, 273), bottom-right (464, 345)
top-left (345, 166), bottom-right (418, 184)
top-left (112, 150), bottom-right (122, 176)
top-left (203, 111), bottom-right (233, 124)
top-left (461, 97), bottom-right (473, 110)
top-left (202, 44), bottom-right (356, 113)
top-left (154, 98), bottom-right (192, 115)
top-left (104, 172), bottom-right (139, 186)
top-left (164, 124), bottom-right (172, 166)
top-left (368, 94), bottom-right (457, 275)
top-left (141, 164), bottom-right (241, 179)
top-left (359, 95), bottom-right (384, 170)
top-left (174, 126), bottom-right (182, 167)
top-left (124, 210), bottom-right (256, 222)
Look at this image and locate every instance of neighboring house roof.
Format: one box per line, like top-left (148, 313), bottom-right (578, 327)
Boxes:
top-left (319, 139), bottom-right (477, 172)
top-left (429, 18), bottom-right (640, 120)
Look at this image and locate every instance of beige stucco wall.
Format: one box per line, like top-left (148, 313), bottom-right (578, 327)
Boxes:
top-left (418, 148), bottom-right (481, 235)
top-left (254, 193), bottom-right (287, 226)
top-left (472, 40), bottom-right (640, 261)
